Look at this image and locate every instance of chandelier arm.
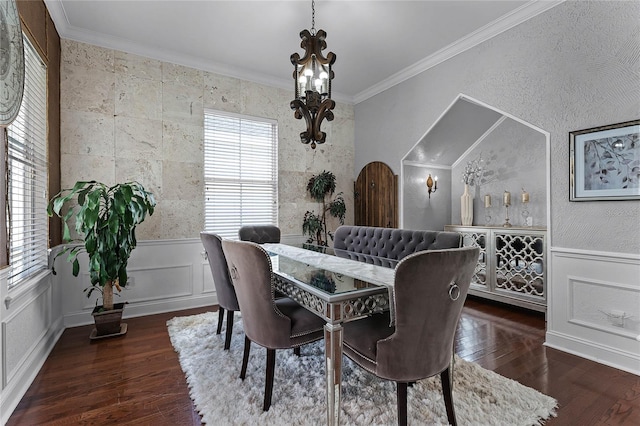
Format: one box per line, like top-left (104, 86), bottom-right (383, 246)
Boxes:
top-left (290, 99), bottom-right (314, 145)
top-left (311, 99), bottom-right (335, 144)
top-left (291, 30), bottom-right (336, 67)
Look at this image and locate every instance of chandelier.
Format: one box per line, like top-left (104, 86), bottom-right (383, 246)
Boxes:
top-left (290, 0), bottom-right (336, 149)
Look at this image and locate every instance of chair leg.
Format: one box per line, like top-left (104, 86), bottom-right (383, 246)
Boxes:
top-left (216, 307), bottom-right (225, 335)
top-left (240, 336), bottom-right (251, 380)
top-left (264, 348), bottom-right (276, 411)
top-left (293, 347), bottom-right (301, 357)
top-left (396, 382), bottom-right (408, 426)
top-left (441, 367), bottom-right (457, 426)
top-left (224, 310), bottom-right (234, 350)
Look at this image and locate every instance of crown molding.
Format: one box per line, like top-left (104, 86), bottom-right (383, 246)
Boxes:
top-left (45, 0), bottom-right (563, 106)
top-left (352, 0), bottom-right (565, 104)
top-left (43, 0), bottom-right (353, 104)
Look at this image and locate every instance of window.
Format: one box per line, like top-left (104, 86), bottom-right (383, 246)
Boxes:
top-left (204, 110), bottom-right (278, 239)
top-left (6, 36), bottom-right (48, 287)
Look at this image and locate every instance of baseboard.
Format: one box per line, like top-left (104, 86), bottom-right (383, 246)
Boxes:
top-left (1, 316), bottom-right (65, 425)
top-left (545, 330), bottom-right (640, 376)
top-left (63, 294), bottom-right (218, 328)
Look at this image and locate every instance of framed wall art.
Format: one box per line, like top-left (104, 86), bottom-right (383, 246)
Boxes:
top-left (570, 119), bottom-right (640, 201)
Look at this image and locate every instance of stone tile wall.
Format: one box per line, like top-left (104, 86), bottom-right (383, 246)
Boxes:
top-left (60, 40), bottom-right (354, 240)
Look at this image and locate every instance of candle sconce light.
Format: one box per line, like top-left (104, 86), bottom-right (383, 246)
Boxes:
top-left (426, 174), bottom-right (438, 198)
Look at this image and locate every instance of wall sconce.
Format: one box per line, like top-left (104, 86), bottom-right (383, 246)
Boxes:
top-left (290, 0), bottom-right (336, 149)
top-left (426, 174), bottom-right (438, 198)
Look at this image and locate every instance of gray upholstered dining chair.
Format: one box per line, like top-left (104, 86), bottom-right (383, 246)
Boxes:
top-left (239, 224), bottom-right (289, 303)
top-left (200, 232), bottom-right (240, 350)
top-left (238, 224), bottom-right (281, 244)
top-left (342, 246), bottom-right (480, 426)
top-left (221, 239), bottom-right (325, 411)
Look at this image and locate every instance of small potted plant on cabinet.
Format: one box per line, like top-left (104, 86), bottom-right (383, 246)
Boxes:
top-left (48, 181), bottom-right (156, 339)
top-left (302, 170), bottom-right (346, 247)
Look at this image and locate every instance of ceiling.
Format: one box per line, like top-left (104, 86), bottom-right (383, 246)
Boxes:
top-left (44, 1), bottom-right (560, 104)
top-left (403, 98), bottom-right (503, 166)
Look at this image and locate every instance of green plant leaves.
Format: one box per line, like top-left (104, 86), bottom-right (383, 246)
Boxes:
top-left (302, 171), bottom-right (345, 246)
top-left (62, 222), bottom-right (71, 242)
top-left (47, 181), bottom-right (157, 301)
top-left (329, 194), bottom-right (346, 224)
top-left (306, 170), bottom-right (336, 202)
top-left (85, 235), bottom-right (96, 253)
top-left (51, 196), bottom-right (68, 216)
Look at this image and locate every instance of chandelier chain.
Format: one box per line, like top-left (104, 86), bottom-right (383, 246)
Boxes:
top-left (311, 0), bottom-right (316, 34)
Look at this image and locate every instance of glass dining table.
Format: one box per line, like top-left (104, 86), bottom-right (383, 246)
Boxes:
top-left (263, 243), bottom-right (396, 426)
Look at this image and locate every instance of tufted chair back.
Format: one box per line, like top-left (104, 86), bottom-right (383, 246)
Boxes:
top-left (221, 239), bottom-right (325, 412)
top-left (341, 246), bottom-right (480, 425)
top-left (333, 225), bottom-right (461, 268)
top-left (238, 225), bottom-right (281, 244)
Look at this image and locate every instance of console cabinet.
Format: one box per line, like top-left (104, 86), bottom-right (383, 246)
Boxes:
top-left (445, 225), bottom-right (547, 312)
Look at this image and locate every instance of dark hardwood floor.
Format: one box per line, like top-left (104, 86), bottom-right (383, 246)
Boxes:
top-left (7, 298), bottom-right (640, 425)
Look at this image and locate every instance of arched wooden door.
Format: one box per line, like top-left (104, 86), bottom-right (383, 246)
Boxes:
top-left (354, 161), bottom-right (398, 228)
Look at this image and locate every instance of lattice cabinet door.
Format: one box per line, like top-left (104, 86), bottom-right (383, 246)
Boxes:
top-left (445, 225), bottom-right (547, 311)
top-left (458, 229), bottom-right (490, 290)
top-left (493, 230), bottom-right (546, 303)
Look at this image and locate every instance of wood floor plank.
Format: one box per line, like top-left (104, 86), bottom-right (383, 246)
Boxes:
top-left (7, 300), bottom-right (640, 425)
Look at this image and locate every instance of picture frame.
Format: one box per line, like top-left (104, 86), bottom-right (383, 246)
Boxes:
top-left (570, 119), bottom-right (640, 201)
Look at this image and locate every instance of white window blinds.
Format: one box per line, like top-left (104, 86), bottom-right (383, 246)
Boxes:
top-left (6, 36), bottom-right (48, 287)
top-left (204, 110), bottom-right (278, 239)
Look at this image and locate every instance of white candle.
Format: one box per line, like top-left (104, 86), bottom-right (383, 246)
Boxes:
top-left (503, 191), bottom-right (511, 206)
top-left (484, 194), bottom-right (491, 208)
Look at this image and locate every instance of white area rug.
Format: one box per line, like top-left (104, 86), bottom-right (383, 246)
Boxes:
top-left (167, 312), bottom-right (557, 425)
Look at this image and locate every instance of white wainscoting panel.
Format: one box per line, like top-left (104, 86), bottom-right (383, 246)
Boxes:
top-left (3, 282), bottom-right (50, 386)
top-left (202, 262), bottom-right (216, 294)
top-left (1, 269), bottom-right (65, 425)
top-left (547, 247), bottom-right (640, 375)
top-left (79, 264), bottom-right (195, 309)
top-left (59, 238), bottom-right (219, 327)
top-left (569, 277), bottom-right (640, 338)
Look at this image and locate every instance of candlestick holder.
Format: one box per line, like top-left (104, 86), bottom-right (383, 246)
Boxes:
top-left (520, 188), bottom-right (531, 227)
top-left (503, 202), bottom-right (512, 228)
top-left (521, 201), bottom-right (530, 227)
top-left (502, 191), bottom-right (512, 228)
top-left (484, 194), bottom-right (492, 225)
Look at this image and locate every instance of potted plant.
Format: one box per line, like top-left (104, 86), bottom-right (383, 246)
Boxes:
top-left (47, 181), bottom-right (156, 338)
top-left (302, 170), bottom-right (346, 246)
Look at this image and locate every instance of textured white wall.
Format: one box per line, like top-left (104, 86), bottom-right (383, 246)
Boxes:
top-left (402, 165), bottom-right (451, 231)
top-left (451, 118), bottom-right (546, 227)
top-left (60, 40), bottom-right (355, 240)
top-left (355, 1), bottom-right (640, 253)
